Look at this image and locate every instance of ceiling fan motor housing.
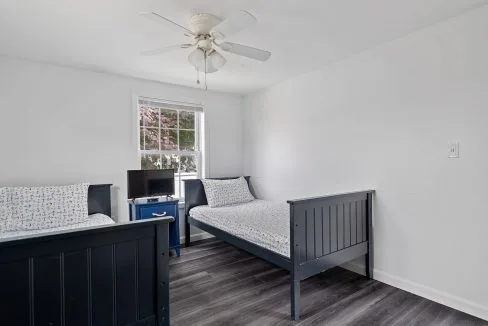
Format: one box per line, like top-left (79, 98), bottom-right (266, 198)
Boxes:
top-left (189, 13), bottom-right (221, 35)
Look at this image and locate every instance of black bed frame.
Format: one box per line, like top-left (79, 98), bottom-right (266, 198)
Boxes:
top-left (0, 184), bottom-right (173, 326)
top-left (184, 177), bottom-right (374, 320)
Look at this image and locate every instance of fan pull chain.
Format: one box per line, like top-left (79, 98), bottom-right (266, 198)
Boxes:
top-left (196, 69), bottom-right (200, 85)
top-left (204, 51), bottom-right (208, 91)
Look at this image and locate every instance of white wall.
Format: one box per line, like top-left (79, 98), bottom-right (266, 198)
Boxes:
top-left (0, 56), bottom-right (243, 237)
top-left (243, 5), bottom-right (488, 320)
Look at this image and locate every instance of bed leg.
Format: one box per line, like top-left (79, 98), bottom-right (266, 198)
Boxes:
top-left (185, 217), bottom-right (191, 248)
top-left (365, 252), bottom-right (373, 279)
top-left (291, 278), bottom-right (300, 320)
top-left (366, 192), bottom-right (374, 279)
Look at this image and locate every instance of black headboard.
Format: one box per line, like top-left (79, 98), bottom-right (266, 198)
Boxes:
top-left (183, 176), bottom-right (252, 219)
top-left (88, 184), bottom-right (112, 217)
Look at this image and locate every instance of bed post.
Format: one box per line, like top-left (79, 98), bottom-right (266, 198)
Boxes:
top-left (291, 276), bottom-right (300, 320)
top-left (185, 218), bottom-right (191, 247)
top-left (290, 204), bottom-right (300, 320)
top-left (184, 186), bottom-right (191, 247)
top-left (365, 192), bottom-right (374, 279)
top-left (156, 222), bottom-right (171, 326)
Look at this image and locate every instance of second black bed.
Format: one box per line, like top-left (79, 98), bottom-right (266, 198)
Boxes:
top-left (184, 176), bottom-right (374, 320)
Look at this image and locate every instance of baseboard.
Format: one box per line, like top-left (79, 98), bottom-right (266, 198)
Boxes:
top-left (179, 232), bottom-right (214, 245)
top-left (373, 269), bottom-right (488, 321)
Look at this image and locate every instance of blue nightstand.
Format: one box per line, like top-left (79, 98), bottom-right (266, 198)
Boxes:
top-left (129, 199), bottom-right (180, 256)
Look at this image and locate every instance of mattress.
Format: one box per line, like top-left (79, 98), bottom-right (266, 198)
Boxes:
top-left (190, 200), bottom-right (290, 257)
top-left (0, 213), bottom-right (115, 241)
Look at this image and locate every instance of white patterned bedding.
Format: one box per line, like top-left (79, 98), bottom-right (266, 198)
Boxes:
top-left (0, 213), bottom-right (114, 241)
top-left (1, 183), bottom-right (90, 231)
top-left (190, 200), bottom-right (290, 257)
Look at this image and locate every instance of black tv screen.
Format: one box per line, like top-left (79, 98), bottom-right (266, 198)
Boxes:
top-left (127, 169), bottom-right (175, 199)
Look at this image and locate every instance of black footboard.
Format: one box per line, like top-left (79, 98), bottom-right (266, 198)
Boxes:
top-left (0, 217), bottom-right (174, 326)
top-left (289, 190), bottom-right (374, 320)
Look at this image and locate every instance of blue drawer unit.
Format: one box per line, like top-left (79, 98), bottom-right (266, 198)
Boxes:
top-left (129, 199), bottom-right (180, 256)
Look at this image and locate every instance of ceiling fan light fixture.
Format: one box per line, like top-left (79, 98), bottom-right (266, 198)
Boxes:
top-left (188, 48), bottom-right (226, 73)
top-left (188, 48), bottom-right (205, 71)
top-left (209, 51), bottom-right (226, 70)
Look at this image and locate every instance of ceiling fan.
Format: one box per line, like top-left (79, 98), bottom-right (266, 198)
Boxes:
top-left (139, 10), bottom-right (271, 78)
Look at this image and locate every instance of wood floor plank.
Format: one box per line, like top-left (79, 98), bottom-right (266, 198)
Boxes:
top-left (173, 269), bottom-right (289, 324)
top-left (405, 301), bottom-right (464, 326)
top-left (244, 270), bottom-right (367, 326)
top-left (297, 282), bottom-right (397, 326)
top-left (170, 241), bottom-right (487, 326)
top-left (348, 288), bottom-right (427, 325)
top-left (171, 257), bottom-right (282, 304)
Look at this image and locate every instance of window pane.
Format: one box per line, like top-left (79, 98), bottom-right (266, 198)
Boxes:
top-left (179, 111), bottom-right (195, 129)
top-left (138, 99), bottom-right (202, 199)
top-left (161, 154), bottom-right (179, 171)
top-left (161, 109), bottom-right (177, 128)
top-left (141, 154), bottom-right (161, 169)
top-left (161, 129), bottom-right (178, 150)
top-left (179, 155), bottom-right (197, 173)
top-left (141, 128), bottom-right (159, 150)
top-left (179, 130), bottom-right (195, 151)
top-left (161, 154), bottom-right (179, 197)
top-left (139, 106), bottom-right (159, 127)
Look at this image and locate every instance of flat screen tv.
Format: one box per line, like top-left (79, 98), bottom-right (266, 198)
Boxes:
top-left (127, 169), bottom-right (175, 199)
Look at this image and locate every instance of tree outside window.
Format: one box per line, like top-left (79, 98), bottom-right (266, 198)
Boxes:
top-left (139, 99), bottom-right (202, 198)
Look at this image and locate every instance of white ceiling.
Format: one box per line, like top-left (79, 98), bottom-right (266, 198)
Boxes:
top-left (1, 0), bottom-right (487, 94)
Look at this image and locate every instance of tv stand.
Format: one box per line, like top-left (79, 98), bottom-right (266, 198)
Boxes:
top-left (129, 199), bottom-right (180, 257)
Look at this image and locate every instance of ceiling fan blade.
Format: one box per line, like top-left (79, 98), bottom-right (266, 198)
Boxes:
top-left (140, 12), bottom-right (195, 36)
top-left (141, 44), bottom-right (193, 56)
top-left (218, 42), bottom-right (271, 61)
top-left (210, 10), bottom-right (257, 40)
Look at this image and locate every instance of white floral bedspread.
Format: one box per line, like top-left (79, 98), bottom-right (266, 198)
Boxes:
top-left (190, 200), bottom-right (290, 257)
top-left (0, 213), bottom-right (114, 241)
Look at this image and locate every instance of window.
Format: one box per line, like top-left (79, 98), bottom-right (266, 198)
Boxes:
top-left (138, 97), bottom-right (203, 198)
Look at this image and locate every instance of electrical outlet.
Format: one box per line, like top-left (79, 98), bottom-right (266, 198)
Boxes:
top-left (448, 142), bottom-right (459, 158)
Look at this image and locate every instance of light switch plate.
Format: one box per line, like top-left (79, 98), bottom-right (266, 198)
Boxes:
top-left (448, 142), bottom-right (459, 158)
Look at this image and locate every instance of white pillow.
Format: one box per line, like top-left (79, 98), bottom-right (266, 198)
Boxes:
top-left (201, 177), bottom-right (254, 208)
top-left (2, 183), bottom-right (90, 231)
top-left (0, 187), bottom-right (8, 231)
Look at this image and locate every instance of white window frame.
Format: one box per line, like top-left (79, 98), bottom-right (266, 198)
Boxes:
top-left (137, 96), bottom-right (203, 199)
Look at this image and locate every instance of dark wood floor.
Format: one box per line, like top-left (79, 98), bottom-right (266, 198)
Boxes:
top-left (170, 240), bottom-right (487, 326)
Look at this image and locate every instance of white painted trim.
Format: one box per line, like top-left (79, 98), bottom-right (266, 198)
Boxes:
top-left (200, 110), bottom-right (207, 178)
top-left (132, 92), bottom-right (141, 161)
top-left (203, 112), bottom-right (210, 178)
top-left (373, 269), bottom-right (488, 321)
top-left (138, 96), bottom-right (203, 109)
top-left (179, 232), bottom-right (215, 244)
